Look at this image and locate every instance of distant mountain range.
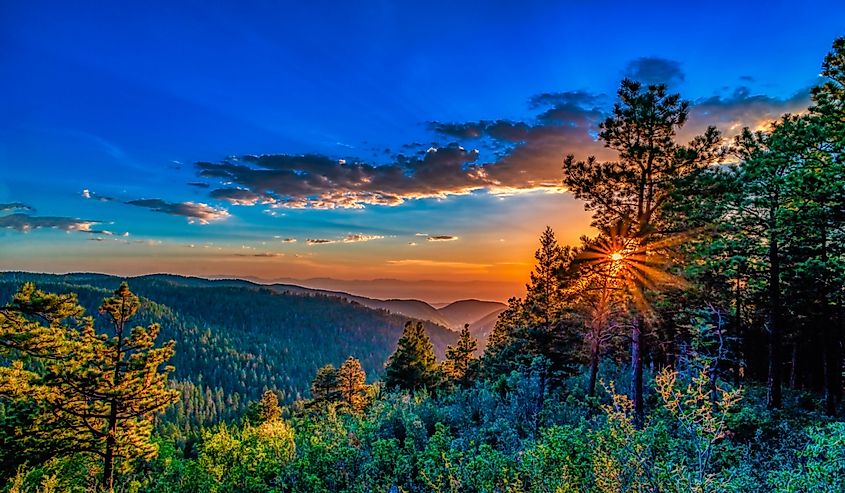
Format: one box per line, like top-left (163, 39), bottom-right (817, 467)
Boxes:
top-left (234, 277), bottom-right (508, 346)
top-left (234, 276), bottom-right (522, 304)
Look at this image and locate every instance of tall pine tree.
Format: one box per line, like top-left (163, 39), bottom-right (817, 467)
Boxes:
top-left (385, 321), bottom-right (439, 391)
top-left (0, 282), bottom-right (178, 491)
top-left (443, 325), bottom-right (478, 388)
top-left (564, 79), bottom-right (722, 425)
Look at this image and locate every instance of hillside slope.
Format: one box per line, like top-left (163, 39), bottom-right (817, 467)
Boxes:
top-left (437, 299), bottom-right (507, 328)
top-left (0, 272), bottom-right (457, 430)
top-left (466, 307), bottom-right (507, 349)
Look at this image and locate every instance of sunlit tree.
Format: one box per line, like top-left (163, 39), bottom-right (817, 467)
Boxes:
top-left (564, 79), bottom-right (722, 424)
top-left (259, 390), bottom-right (281, 422)
top-left (337, 356), bottom-right (368, 411)
top-left (0, 282), bottom-right (178, 491)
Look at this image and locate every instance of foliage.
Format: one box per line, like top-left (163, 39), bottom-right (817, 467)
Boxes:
top-left (0, 282), bottom-right (178, 490)
top-left (385, 322), bottom-right (440, 392)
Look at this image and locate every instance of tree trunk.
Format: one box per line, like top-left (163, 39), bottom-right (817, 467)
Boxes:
top-left (588, 338), bottom-right (600, 398)
top-left (789, 342), bottom-right (799, 389)
top-left (103, 403), bottom-right (118, 492)
top-left (103, 296), bottom-right (126, 491)
top-left (632, 315), bottom-right (644, 428)
top-left (733, 270), bottom-right (744, 387)
top-left (767, 230), bottom-right (782, 409)
top-left (824, 341), bottom-right (836, 416)
top-left (820, 223), bottom-right (837, 417)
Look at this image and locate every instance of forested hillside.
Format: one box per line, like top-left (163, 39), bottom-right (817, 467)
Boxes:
top-left (0, 272), bottom-right (457, 431)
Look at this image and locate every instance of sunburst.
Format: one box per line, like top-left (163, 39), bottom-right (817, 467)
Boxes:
top-left (574, 221), bottom-right (686, 315)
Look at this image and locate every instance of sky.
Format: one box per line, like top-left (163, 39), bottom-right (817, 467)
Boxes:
top-left (1, 1), bottom-right (843, 301)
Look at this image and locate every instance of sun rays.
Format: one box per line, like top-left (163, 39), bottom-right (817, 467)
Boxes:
top-left (574, 221), bottom-right (687, 315)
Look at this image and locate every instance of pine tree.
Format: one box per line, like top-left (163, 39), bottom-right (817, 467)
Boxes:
top-left (481, 297), bottom-right (528, 381)
top-left (444, 324), bottom-right (478, 388)
top-left (481, 229), bottom-right (579, 390)
top-left (524, 227), bottom-right (569, 329)
top-left (259, 390), bottom-right (281, 422)
top-left (809, 36), bottom-right (845, 416)
top-left (311, 364), bottom-right (339, 403)
top-left (337, 356), bottom-right (367, 411)
top-left (385, 321), bottom-right (439, 391)
top-left (564, 79), bottom-right (722, 425)
top-left (0, 282), bottom-right (178, 491)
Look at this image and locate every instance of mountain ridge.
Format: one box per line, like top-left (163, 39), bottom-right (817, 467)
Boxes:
top-left (1, 271), bottom-right (507, 332)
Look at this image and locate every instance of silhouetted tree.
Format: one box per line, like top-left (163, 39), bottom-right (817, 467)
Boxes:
top-left (564, 79), bottom-right (722, 425)
top-left (444, 325), bottom-right (478, 388)
top-left (311, 364), bottom-right (339, 403)
top-left (385, 321), bottom-right (439, 391)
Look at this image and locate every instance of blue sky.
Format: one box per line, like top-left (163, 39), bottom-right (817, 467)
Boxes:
top-left (1, 0), bottom-right (842, 297)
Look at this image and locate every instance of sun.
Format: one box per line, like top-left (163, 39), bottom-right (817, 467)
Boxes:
top-left (609, 251), bottom-right (624, 262)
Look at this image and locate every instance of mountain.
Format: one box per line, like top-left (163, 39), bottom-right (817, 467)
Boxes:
top-left (274, 287), bottom-right (454, 328)
top-left (466, 307), bottom-right (507, 349)
top-left (245, 276), bottom-right (521, 304)
top-left (437, 299), bottom-right (508, 328)
top-left (0, 272), bottom-right (458, 431)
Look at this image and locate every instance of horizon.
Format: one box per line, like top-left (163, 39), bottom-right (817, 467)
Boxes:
top-left (3, 1), bottom-right (845, 301)
top-left (0, 269), bottom-right (517, 304)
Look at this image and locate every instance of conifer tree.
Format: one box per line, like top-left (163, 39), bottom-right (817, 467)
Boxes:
top-left (444, 324), bottom-right (478, 388)
top-left (564, 79), bottom-right (722, 425)
top-left (481, 229), bottom-right (579, 390)
top-left (481, 297), bottom-right (527, 380)
top-left (385, 321), bottom-right (439, 391)
top-left (311, 364), bottom-right (339, 403)
top-left (337, 356), bottom-right (367, 411)
top-left (809, 36), bottom-right (845, 416)
top-left (259, 390), bottom-right (281, 422)
top-left (524, 227), bottom-right (569, 329)
top-left (0, 282), bottom-right (178, 491)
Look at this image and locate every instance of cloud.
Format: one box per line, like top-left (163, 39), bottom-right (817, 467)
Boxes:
top-left (188, 65), bottom-right (811, 211)
top-left (426, 235), bottom-right (459, 242)
top-left (624, 57), bottom-right (685, 86)
top-left (81, 189), bottom-right (115, 201)
top-left (0, 213), bottom-right (103, 233)
top-left (196, 145), bottom-right (491, 210)
top-left (232, 252), bottom-right (285, 258)
top-left (0, 202), bottom-right (33, 212)
top-left (188, 182), bottom-right (211, 188)
top-left (386, 259), bottom-right (491, 270)
top-left (686, 86), bottom-right (811, 137)
top-left (195, 99), bottom-right (603, 210)
top-left (342, 233), bottom-right (384, 243)
top-left (210, 188), bottom-right (272, 205)
top-left (306, 233), bottom-right (384, 245)
top-left (125, 199), bottom-right (229, 224)
top-left (273, 236), bottom-right (297, 243)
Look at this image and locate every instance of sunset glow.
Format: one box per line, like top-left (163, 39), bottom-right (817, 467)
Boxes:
top-left (1, 1), bottom-right (840, 301)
